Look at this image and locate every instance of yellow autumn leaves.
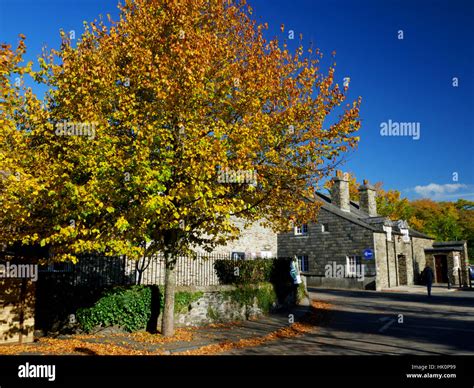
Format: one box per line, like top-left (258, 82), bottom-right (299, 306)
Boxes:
top-left (0, 0), bottom-right (361, 264)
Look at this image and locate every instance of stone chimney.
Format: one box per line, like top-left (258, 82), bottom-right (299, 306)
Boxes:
top-left (331, 171), bottom-right (350, 212)
top-left (359, 179), bottom-right (377, 216)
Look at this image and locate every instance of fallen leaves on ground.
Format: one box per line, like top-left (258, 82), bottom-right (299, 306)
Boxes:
top-left (176, 300), bottom-right (333, 355)
top-left (0, 300), bottom-right (332, 356)
top-left (0, 329), bottom-right (196, 355)
top-left (131, 328), bottom-right (194, 344)
top-left (0, 336), bottom-right (159, 356)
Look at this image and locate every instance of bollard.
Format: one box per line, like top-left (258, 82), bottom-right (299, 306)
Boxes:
top-left (458, 268), bottom-right (462, 288)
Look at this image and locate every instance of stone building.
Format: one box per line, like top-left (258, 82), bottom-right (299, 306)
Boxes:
top-left (0, 245), bottom-right (40, 344)
top-left (203, 216), bottom-right (277, 259)
top-left (277, 172), bottom-right (470, 290)
top-left (424, 241), bottom-right (470, 286)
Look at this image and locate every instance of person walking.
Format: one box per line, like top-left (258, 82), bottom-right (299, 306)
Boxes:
top-left (422, 264), bottom-right (435, 297)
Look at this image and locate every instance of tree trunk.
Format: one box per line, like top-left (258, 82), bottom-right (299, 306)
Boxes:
top-left (161, 253), bottom-right (176, 337)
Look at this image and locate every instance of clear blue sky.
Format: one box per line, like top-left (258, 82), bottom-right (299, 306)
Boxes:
top-left (1, 0), bottom-right (473, 201)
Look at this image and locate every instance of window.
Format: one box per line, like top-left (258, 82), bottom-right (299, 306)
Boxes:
top-left (294, 224), bottom-right (308, 236)
top-left (231, 252), bottom-right (245, 260)
top-left (297, 255), bottom-right (309, 272)
top-left (346, 256), bottom-right (361, 277)
top-left (321, 223), bottom-right (329, 233)
top-left (259, 251), bottom-right (272, 258)
top-left (383, 225), bottom-right (392, 241)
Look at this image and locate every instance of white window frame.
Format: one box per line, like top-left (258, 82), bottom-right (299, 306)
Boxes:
top-left (294, 224), bottom-right (308, 236)
top-left (346, 255), bottom-right (361, 277)
top-left (260, 251), bottom-right (272, 259)
top-left (231, 252), bottom-right (245, 260)
top-left (321, 223), bottom-right (329, 233)
top-left (297, 255), bottom-right (309, 272)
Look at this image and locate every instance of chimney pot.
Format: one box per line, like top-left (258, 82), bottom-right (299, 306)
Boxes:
top-left (331, 172), bottom-right (350, 212)
top-left (359, 180), bottom-right (377, 216)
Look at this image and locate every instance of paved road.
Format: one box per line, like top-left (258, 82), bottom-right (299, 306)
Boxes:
top-left (225, 286), bottom-right (474, 355)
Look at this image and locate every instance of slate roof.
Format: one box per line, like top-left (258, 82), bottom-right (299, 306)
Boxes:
top-left (425, 241), bottom-right (467, 253)
top-left (314, 191), bottom-right (433, 240)
top-left (432, 241), bottom-right (466, 247)
top-left (424, 247), bottom-right (464, 253)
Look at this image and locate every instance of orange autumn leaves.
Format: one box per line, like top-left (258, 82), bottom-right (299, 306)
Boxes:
top-left (0, 301), bottom-right (332, 355)
top-left (1, 0), bottom-right (361, 260)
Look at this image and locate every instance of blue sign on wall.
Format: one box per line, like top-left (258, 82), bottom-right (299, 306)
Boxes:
top-left (363, 249), bottom-right (374, 259)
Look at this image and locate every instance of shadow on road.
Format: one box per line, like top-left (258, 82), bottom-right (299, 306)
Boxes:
top-left (306, 287), bottom-right (474, 354)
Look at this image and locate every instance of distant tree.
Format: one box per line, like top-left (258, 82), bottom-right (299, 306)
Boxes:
top-left (455, 199), bottom-right (474, 261)
top-left (326, 173), bottom-right (472, 260)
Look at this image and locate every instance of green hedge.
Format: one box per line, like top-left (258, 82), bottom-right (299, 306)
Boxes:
top-left (76, 285), bottom-right (155, 333)
top-left (214, 258), bottom-right (293, 285)
top-left (76, 285), bottom-right (203, 333)
top-left (214, 257), bottom-right (299, 304)
top-left (76, 258), bottom-right (304, 333)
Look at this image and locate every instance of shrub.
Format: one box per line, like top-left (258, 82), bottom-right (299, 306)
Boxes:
top-left (174, 291), bottom-right (204, 313)
top-left (76, 285), bottom-right (156, 333)
top-left (297, 282), bottom-right (307, 303)
top-left (224, 282), bottom-right (277, 314)
top-left (76, 285), bottom-right (205, 332)
top-left (215, 258), bottom-right (297, 304)
top-left (214, 258), bottom-right (293, 285)
top-left (253, 283), bottom-right (277, 312)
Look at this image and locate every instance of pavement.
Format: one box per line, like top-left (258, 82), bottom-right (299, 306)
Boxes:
top-left (0, 305), bottom-right (311, 355)
top-left (3, 285), bottom-right (473, 356)
top-left (225, 286), bottom-right (474, 355)
top-left (381, 284), bottom-right (459, 294)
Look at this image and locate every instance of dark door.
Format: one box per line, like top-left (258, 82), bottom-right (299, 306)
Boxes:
top-left (397, 255), bottom-right (407, 285)
top-left (434, 255), bottom-right (448, 283)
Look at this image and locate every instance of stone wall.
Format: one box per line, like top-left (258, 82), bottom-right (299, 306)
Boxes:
top-left (374, 233), bottom-right (433, 290)
top-left (460, 242), bottom-right (470, 286)
top-left (278, 206), bottom-right (436, 291)
top-left (159, 283), bottom-right (285, 328)
top-left (199, 217), bottom-right (278, 259)
top-left (447, 252), bottom-right (462, 286)
top-left (386, 240), bottom-right (398, 287)
top-left (0, 279), bottom-right (35, 344)
top-left (425, 247), bottom-right (469, 286)
top-left (303, 275), bottom-right (376, 290)
top-left (278, 207), bottom-right (376, 289)
top-left (392, 235), bottom-right (417, 286)
top-left (374, 235), bottom-right (407, 289)
top-left (412, 237), bottom-right (435, 283)
top-left (374, 232), bottom-right (388, 290)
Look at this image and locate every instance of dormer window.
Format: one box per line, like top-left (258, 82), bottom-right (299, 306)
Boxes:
top-left (294, 224), bottom-right (308, 236)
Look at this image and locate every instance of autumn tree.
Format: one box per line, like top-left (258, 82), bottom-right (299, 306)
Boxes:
top-left (0, 0), bottom-right (361, 336)
top-left (455, 200), bottom-right (474, 260)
